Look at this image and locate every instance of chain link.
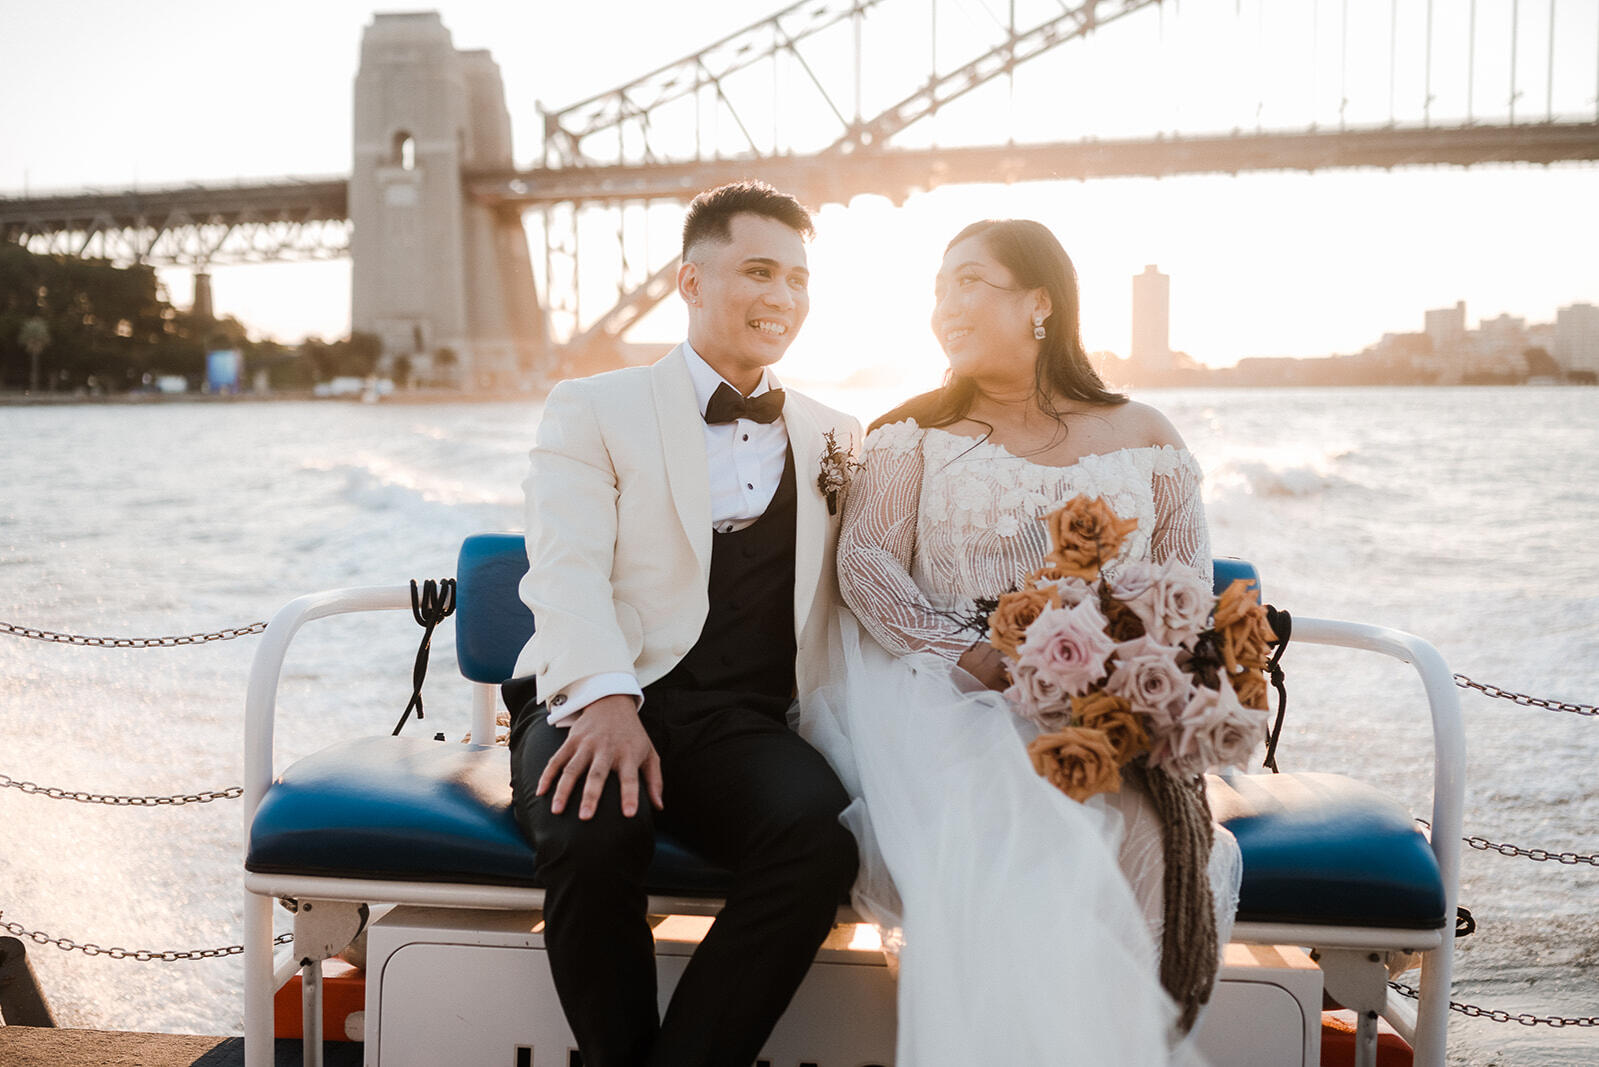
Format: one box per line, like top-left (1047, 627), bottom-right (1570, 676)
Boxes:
top-left (1415, 819), bottom-right (1598, 866)
top-left (1389, 981), bottom-right (1599, 1028)
top-left (1455, 674), bottom-right (1597, 717)
top-left (0, 920), bottom-right (293, 961)
top-left (0, 620), bottom-right (266, 648)
top-left (0, 774), bottom-right (242, 806)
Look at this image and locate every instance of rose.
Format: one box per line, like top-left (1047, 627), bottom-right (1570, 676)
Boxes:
top-left (1014, 599), bottom-right (1117, 697)
top-left (1024, 571), bottom-right (1093, 610)
top-left (988, 586), bottom-right (1061, 659)
top-left (1151, 682), bottom-right (1269, 778)
top-left (1041, 495), bottom-right (1139, 581)
top-left (1215, 578), bottom-right (1275, 672)
top-left (1123, 560), bottom-right (1213, 648)
top-left (1102, 598), bottom-right (1147, 642)
top-left (1004, 661), bottom-right (1074, 731)
top-left (1106, 559), bottom-right (1160, 602)
top-left (1070, 690), bottom-right (1150, 764)
top-left (1027, 726), bottom-right (1123, 802)
top-left (1227, 666), bottom-right (1270, 711)
top-left (1104, 634), bottom-right (1193, 721)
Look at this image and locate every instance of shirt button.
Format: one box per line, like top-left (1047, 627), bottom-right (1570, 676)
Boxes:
top-left (550, 694), bottom-right (567, 707)
top-left (746, 482), bottom-right (754, 490)
top-left (742, 434), bottom-right (749, 441)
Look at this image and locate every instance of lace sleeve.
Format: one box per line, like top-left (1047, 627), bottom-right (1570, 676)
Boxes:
top-left (837, 422), bottom-right (973, 663)
top-left (1150, 449), bottom-right (1213, 587)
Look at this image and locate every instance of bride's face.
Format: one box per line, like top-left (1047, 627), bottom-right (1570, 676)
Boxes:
top-left (931, 236), bottom-right (1048, 382)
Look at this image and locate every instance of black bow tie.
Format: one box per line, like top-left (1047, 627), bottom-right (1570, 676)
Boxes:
top-left (704, 382), bottom-right (785, 425)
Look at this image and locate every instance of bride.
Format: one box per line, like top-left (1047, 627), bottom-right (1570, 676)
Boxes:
top-left (798, 219), bottom-right (1242, 1064)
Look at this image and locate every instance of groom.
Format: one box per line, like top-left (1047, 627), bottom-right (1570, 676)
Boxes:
top-left (503, 180), bottom-right (862, 1067)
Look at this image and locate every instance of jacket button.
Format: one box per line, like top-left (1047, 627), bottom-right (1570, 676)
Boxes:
top-left (550, 694), bottom-right (567, 707)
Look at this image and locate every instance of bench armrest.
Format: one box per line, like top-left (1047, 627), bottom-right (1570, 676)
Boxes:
top-left (1288, 615), bottom-right (1464, 1067)
top-left (243, 586), bottom-right (414, 825)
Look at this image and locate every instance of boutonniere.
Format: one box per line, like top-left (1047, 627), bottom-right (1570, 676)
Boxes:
top-left (817, 429), bottom-right (863, 515)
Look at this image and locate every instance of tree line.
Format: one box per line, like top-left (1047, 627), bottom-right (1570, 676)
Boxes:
top-left (0, 244), bottom-right (384, 394)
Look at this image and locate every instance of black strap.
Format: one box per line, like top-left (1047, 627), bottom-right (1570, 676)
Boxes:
top-left (1260, 606), bottom-right (1292, 773)
top-left (392, 578), bottom-right (457, 736)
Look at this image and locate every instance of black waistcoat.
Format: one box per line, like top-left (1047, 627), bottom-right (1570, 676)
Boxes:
top-left (650, 445), bottom-right (798, 702)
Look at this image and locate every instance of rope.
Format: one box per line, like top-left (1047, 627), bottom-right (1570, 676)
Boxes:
top-left (1126, 759), bottom-right (1218, 1034)
top-left (390, 578), bottom-right (456, 735)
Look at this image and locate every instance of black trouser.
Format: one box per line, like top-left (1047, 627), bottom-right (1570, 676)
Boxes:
top-left (507, 686), bottom-right (858, 1067)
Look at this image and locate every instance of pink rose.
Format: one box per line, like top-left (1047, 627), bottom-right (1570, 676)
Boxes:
top-left (1151, 682), bottom-right (1270, 778)
top-left (1104, 634), bottom-right (1193, 723)
top-left (1014, 600), bottom-right (1116, 698)
top-left (1036, 575), bottom-right (1094, 609)
top-left (1004, 661), bottom-right (1074, 731)
top-left (1124, 560), bottom-right (1213, 648)
top-left (1106, 560), bottom-right (1160, 602)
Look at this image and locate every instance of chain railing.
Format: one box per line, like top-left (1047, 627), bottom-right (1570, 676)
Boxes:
top-left (0, 774), bottom-right (242, 806)
top-left (0, 917), bottom-right (293, 961)
top-left (0, 620), bottom-right (266, 647)
top-left (1388, 980), bottom-right (1599, 1028)
top-left (1415, 818), bottom-right (1598, 867)
top-left (1454, 674), bottom-right (1597, 717)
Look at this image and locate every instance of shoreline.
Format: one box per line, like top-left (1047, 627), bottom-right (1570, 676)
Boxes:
top-left (2, 379), bottom-right (1591, 408)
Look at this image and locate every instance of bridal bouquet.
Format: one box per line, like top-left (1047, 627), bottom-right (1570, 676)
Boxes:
top-left (984, 495), bottom-right (1277, 803)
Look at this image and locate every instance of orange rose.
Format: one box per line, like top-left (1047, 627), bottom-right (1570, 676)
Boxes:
top-left (988, 586), bottom-right (1061, 659)
top-left (1027, 726), bottom-right (1123, 803)
top-left (1042, 496), bottom-right (1139, 581)
top-left (1071, 690), bottom-right (1150, 764)
top-left (1227, 666), bottom-right (1270, 711)
top-left (1102, 597), bottom-right (1147, 643)
top-left (1214, 578), bottom-right (1275, 673)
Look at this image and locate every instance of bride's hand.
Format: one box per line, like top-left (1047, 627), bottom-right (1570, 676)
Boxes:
top-left (957, 640), bottom-right (1010, 692)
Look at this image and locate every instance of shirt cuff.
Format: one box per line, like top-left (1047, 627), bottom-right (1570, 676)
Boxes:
top-left (548, 671), bottom-right (644, 726)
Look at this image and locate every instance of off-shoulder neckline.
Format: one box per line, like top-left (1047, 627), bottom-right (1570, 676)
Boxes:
top-left (902, 422), bottom-right (1192, 472)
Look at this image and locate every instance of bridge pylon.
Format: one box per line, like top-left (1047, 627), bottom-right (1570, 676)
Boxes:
top-left (351, 12), bottom-right (546, 389)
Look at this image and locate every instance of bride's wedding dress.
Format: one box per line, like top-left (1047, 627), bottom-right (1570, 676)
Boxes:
top-left (797, 421), bottom-right (1243, 1065)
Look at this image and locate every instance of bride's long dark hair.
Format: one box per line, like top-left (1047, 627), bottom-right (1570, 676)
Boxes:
top-left (870, 219), bottom-right (1126, 433)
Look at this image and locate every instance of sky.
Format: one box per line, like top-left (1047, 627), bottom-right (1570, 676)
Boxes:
top-left (2, 0), bottom-right (1596, 382)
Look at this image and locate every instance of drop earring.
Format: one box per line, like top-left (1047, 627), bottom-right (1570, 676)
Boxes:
top-left (1033, 313), bottom-right (1046, 341)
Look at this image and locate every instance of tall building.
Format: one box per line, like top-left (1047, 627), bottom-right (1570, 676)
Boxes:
top-left (1423, 301), bottom-right (1466, 353)
top-left (1554, 302), bottom-right (1599, 374)
top-left (1131, 265), bottom-right (1171, 367)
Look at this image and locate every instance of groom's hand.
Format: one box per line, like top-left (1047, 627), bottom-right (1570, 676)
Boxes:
top-left (537, 695), bottom-right (665, 820)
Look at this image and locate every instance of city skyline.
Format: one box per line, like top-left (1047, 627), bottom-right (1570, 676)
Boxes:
top-left (2, 0), bottom-right (1596, 382)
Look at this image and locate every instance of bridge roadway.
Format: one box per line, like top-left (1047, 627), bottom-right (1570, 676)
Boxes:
top-left (4, 122), bottom-right (1595, 251)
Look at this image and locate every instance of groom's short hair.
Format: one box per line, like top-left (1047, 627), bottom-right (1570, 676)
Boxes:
top-left (681, 180), bottom-right (814, 261)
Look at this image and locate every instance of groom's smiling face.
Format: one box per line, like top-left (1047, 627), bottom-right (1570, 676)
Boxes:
top-left (679, 212), bottom-right (810, 394)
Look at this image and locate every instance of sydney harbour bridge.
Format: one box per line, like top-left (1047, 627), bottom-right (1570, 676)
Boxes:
top-left (3, 0), bottom-right (1597, 386)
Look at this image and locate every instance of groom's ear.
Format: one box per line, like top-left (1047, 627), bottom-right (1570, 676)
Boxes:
top-left (677, 260), bottom-right (702, 307)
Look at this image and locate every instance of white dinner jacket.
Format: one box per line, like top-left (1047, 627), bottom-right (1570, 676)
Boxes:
top-left (512, 343), bottom-right (862, 706)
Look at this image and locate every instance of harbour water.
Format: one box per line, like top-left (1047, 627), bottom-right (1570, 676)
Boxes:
top-left (1, 385), bottom-right (1595, 1063)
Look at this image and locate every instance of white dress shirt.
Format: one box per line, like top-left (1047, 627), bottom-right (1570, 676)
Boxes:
top-left (548, 342), bottom-right (790, 725)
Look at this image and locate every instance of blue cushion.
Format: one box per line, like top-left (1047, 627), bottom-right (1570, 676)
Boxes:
top-left (246, 736), bottom-right (734, 896)
top-left (1212, 558), bottom-right (1260, 599)
top-left (1213, 771), bottom-right (1446, 930)
top-left (455, 533), bottom-right (535, 684)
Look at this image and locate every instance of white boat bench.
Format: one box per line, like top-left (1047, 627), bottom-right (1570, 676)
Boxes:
top-left (242, 534), bottom-right (1463, 1067)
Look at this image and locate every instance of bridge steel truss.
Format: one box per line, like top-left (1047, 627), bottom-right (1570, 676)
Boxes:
top-left (5, 0), bottom-right (1599, 363)
top-left (0, 177), bottom-right (350, 267)
top-left (533, 0), bottom-right (1169, 354)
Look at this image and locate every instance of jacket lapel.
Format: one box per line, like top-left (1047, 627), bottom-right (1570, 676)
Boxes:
top-left (783, 396), bottom-right (827, 636)
top-left (651, 346), bottom-right (713, 575)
